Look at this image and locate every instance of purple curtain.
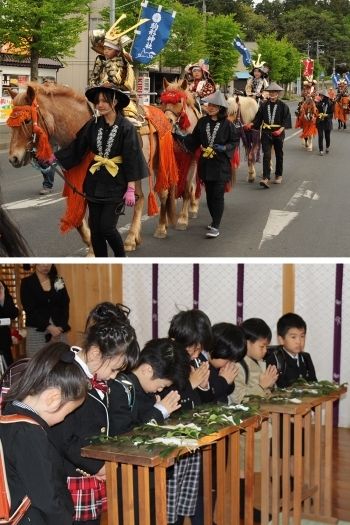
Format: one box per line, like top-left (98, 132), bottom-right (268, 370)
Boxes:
top-left (152, 264), bottom-right (158, 339)
top-left (236, 264), bottom-right (244, 325)
top-left (333, 264), bottom-right (343, 427)
top-left (193, 264), bottom-right (199, 309)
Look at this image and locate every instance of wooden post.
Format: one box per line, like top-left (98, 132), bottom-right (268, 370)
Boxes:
top-left (283, 264), bottom-right (295, 313)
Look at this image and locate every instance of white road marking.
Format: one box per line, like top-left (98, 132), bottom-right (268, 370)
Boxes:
top-left (3, 193), bottom-right (65, 210)
top-left (259, 181), bottom-right (319, 248)
top-left (285, 130), bottom-right (302, 141)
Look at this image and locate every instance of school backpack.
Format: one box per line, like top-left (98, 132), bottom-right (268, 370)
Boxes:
top-left (0, 414), bottom-right (41, 524)
top-left (0, 360), bottom-right (30, 415)
top-left (264, 346), bottom-right (312, 381)
top-left (113, 373), bottom-right (135, 410)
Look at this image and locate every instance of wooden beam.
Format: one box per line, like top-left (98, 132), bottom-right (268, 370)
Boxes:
top-left (283, 264), bottom-right (295, 314)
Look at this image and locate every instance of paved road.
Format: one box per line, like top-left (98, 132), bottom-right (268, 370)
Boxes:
top-left (1, 102), bottom-right (349, 257)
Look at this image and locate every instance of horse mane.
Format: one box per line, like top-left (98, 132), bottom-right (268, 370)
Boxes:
top-left (227, 95), bottom-right (259, 124)
top-left (13, 82), bottom-right (87, 105)
top-left (165, 78), bottom-right (196, 110)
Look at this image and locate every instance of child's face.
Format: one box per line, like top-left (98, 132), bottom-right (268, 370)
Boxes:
top-left (253, 69), bottom-right (262, 78)
top-left (192, 69), bottom-right (203, 80)
top-left (88, 347), bottom-right (126, 381)
top-left (186, 343), bottom-right (202, 359)
top-left (278, 328), bottom-right (306, 356)
top-left (103, 45), bottom-right (120, 59)
top-left (247, 338), bottom-right (270, 361)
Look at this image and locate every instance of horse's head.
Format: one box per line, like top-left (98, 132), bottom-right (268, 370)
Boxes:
top-left (227, 96), bottom-right (240, 121)
top-left (302, 96), bottom-right (317, 121)
top-left (161, 78), bottom-right (197, 132)
top-left (8, 82), bottom-right (91, 168)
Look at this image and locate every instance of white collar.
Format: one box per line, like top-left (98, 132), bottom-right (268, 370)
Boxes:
top-left (72, 346), bottom-right (94, 379)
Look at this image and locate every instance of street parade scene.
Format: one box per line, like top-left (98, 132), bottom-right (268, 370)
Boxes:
top-left (1, 0), bottom-right (350, 258)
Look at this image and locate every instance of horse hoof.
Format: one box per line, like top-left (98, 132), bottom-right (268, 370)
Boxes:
top-left (189, 212), bottom-right (198, 219)
top-left (175, 223), bottom-right (188, 231)
top-left (247, 175), bottom-right (255, 183)
top-left (153, 231), bottom-right (167, 239)
top-left (307, 148), bottom-right (312, 152)
top-left (124, 244), bottom-right (136, 252)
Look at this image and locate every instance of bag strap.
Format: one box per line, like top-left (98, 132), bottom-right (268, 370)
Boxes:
top-left (273, 347), bottom-right (287, 380)
top-left (113, 373), bottom-right (135, 410)
top-left (0, 415), bottom-right (41, 524)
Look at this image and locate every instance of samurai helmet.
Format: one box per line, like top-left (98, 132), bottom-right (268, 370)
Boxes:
top-left (249, 54), bottom-right (267, 77)
top-left (304, 76), bottom-right (317, 85)
top-left (90, 14), bottom-right (149, 54)
top-left (186, 60), bottom-right (212, 79)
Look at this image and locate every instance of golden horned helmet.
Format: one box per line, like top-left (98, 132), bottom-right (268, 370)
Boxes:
top-left (90, 14), bottom-right (149, 54)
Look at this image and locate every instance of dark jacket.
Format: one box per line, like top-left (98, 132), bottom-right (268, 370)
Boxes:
top-left (55, 112), bottom-right (149, 199)
top-left (50, 389), bottom-right (107, 477)
top-left (109, 372), bottom-right (165, 436)
top-left (265, 346), bottom-right (317, 389)
top-left (252, 98), bottom-right (292, 137)
top-left (182, 116), bottom-right (240, 182)
top-left (316, 99), bottom-right (333, 131)
top-left (0, 282), bottom-right (18, 365)
top-left (1, 403), bottom-right (74, 525)
top-left (20, 273), bottom-right (70, 332)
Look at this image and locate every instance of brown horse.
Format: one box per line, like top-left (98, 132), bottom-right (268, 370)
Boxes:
top-left (295, 95), bottom-right (317, 152)
top-left (161, 78), bottom-right (200, 231)
top-left (7, 82), bottom-right (178, 253)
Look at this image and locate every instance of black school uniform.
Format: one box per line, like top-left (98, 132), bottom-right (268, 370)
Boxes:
top-left (265, 346), bottom-right (317, 388)
top-left (1, 403), bottom-right (74, 525)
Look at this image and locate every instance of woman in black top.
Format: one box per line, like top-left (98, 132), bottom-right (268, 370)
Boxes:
top-left (53, 84), bottom-right (150, 257)
top-left (20, 264), bottom-right (70, 357)
top-left (0, 279), bottom-right (19, 367)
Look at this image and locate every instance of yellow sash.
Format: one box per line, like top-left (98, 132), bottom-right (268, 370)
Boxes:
top-left (201, 146), bottom-right (216, 159)
top-left (262, 123), bottom-right (281, 129)
top-left (89, 155), bottom-right (123, 177)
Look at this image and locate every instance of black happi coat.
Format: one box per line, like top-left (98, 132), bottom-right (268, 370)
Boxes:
top-left (1, 403), bottom-right (74, 525)
top-left (0, 286), bottom-right (18, 362)
top-left (316, 99), bottom-right (334, 131)
top-left (192, 352), bottom-right (235, 404)
top-left (252, 99), bottom-right (292, 135)
top-left (55, 112), bottom-right (149, 199)
top-left (182, 116), bottom-right (240, 182)
top-left (109, 373), bottom-right (165, 436)
top-left (50, 389), bottom-right (108, 477)
top-left (20, 273), bottom-right (70, 332)
top-left (265, 346), bottom-right (317, 389)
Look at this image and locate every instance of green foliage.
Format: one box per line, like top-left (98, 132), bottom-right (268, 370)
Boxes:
top-left (256, 33), bottom-right (300, 83)
top-left (205, 15), bottom-right (241, 86)
top-left (0, 0), bottom-right (91, 80)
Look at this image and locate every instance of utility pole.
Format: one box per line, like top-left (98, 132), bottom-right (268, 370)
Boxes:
top-left (202, 0), bottom-right (206, 27)
top-left (110, 0), bottom-right (115, 25)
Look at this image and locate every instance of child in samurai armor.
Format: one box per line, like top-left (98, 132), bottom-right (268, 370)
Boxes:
top-left (244, 82), bottom-right (292, 188)
top-left (245, 55), bottom-right (269, 103)
top-left (295, 77), bottom-right (317, 117)
top-left (186, 60), bottom-right (216, 112)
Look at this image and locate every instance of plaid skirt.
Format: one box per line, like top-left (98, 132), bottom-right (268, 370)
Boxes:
top-left (25, 326), bottom-right (68, 358)
top-left (166, 450), bottom-right (201, 524)
top-left (67, 476), bottom-right (107, 521)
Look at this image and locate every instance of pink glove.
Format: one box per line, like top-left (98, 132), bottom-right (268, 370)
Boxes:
top-left (244, 123), bottom-right (253, 130)
top-left (123, 186), bottom-right (136, 206)
top-left (272, 129), bottom-right (283, 136)
top-left (39, 153), bottom-right (56, 166)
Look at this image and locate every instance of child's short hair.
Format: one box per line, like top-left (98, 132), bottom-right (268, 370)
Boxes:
top-left (277, 313), bottom-right (307, 338)
top-left (240, 318), bottom-right (272, 343)
top-left (209, 323), bottom-right (247, 362)
top-left (168, 309), bottom-right (213, 350)
top-left (140, 338), bottom-right (191, 390)
top-left (4, 342), bottom-right (88, 409)
top-left (82, 302), bottom-right (140, 371)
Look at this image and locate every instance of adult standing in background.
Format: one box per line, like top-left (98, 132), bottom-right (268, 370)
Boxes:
top-left (315, 89), bottom-right (334, 156)
top-left (0, 279), bottom-right (19, 368)
top-left (20, 264), bottom-right (70, 357)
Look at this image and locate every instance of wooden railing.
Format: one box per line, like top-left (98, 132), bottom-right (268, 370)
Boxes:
top-left (81, 387), bottom-right (347, 525)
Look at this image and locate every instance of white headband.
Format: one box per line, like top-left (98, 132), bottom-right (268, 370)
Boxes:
top-left (104, 41), bottom-right (121, 51)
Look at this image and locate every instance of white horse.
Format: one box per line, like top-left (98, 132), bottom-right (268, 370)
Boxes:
top-left (227, 95), bottom-right (259, 182)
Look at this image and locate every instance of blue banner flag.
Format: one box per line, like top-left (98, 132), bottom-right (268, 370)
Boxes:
top-left (331, 71), bottom-right (340, 87)
top-left (232, 35), bottom-right (252, 68)
top-left (131, 2), bottom-right (176, 64)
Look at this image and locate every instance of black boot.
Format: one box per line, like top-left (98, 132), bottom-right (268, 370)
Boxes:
top-left (239, 479), bottom-right (271, 523)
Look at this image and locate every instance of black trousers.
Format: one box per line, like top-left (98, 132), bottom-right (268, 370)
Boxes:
top-left (261, 131), bottom-right (284, 179)
top-left (204, 180), bottom-right (227, 229)
top-left (87, 200), bottom-right (126, 257)
top-left (318, 129), bottom-right (331, 151)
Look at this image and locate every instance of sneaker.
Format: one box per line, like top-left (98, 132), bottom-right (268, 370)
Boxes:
top-left (319, 151), bottom-right (324, 156)
top-left (260, 178), bottom-right (270, 189)
top-left (206, 227), bottom-right (219, 238)
top-left (39, 188), bottom-right (52, 195)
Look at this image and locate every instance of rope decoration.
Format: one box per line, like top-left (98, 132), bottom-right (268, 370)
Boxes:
top-left (6, 98), bottom-right (52, 161)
